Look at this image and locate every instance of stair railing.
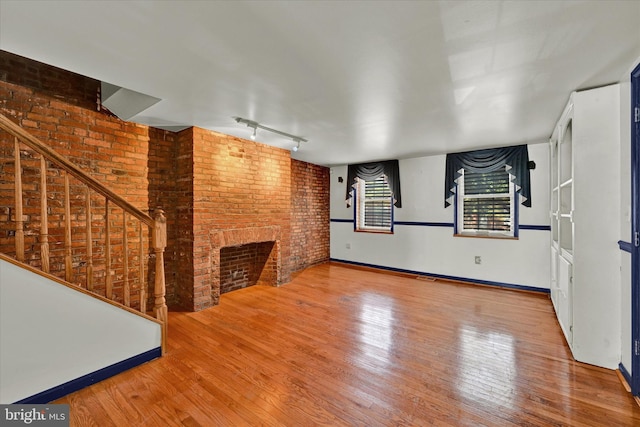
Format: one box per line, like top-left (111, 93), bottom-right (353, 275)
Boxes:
top-left (0, 113), bottom-right (167, 352)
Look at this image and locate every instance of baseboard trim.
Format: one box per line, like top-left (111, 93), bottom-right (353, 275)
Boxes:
top-left (330, 258), bottom-right (550, 294)
top-left (14, 347), bottom-right (162, 404)
top-left (330, 219), bottom-right (550, 231)
top-left (618, 363), bottom-right (632, 393)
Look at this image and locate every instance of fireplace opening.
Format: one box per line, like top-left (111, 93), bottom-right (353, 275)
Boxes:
top-left (219, 241), bottom-right (277, 295)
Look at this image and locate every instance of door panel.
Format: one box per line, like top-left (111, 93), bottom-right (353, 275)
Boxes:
top-left (558, 255), bottom-right (573, 347)
top-left (551, 246), bottom-right (559, 311)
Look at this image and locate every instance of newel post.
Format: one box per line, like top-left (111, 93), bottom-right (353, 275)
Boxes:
top-left (152, 208), bottom-right (168, 351)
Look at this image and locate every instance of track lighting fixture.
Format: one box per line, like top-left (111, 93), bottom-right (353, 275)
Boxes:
top-left (234, 117), bottom-right (307, 152)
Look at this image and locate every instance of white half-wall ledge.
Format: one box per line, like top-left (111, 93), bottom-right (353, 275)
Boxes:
top-left (0, 257), bottom-right (162, 403)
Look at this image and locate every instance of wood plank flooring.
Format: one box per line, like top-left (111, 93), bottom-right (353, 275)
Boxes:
top-left (56, 262), bottom-right (640, 426)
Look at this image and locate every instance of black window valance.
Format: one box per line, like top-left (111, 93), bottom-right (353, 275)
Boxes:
top-left (346, 159), bottom-right (402, 208)
top-left (445, 145), bottom-right (531, 208)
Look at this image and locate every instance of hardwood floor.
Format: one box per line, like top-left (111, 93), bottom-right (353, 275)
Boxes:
top-left (56, 262), bottom-right (640, 426)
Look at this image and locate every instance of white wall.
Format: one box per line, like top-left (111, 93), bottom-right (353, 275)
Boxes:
top-left (0, 258), bottom-right (162, 403)
top-left (330, 143), bottom-right (550, 290)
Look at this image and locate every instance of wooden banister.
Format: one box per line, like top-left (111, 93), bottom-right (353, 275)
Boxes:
top-left (1, 112), bottom-right (168, 351)
top-left (0, 114), bottom-right (153, 227)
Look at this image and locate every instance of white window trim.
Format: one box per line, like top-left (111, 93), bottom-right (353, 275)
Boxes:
top-left (355, 177), bottom-right (393, 233)
top-left (456, 169), bottom-right (515, 238)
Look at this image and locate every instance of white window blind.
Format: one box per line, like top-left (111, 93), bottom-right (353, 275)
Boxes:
top-left (457, 169), bottom-right (514, 236)
top-left (356, 176), bottom-right (393, 232)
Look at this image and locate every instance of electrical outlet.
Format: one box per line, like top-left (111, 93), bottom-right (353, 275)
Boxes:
top-left (346, 243), bottom-right (351, 249)
top-left (475, 256), bottom-right (482, 265)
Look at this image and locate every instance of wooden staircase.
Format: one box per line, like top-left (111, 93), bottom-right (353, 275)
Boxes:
top-left (0, 113), bottom-right (168, 352)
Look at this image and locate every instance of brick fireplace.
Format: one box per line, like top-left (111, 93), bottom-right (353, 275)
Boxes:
top-left (210, 226), bottom-right (281, 305)
top-left (171, 127), bottom-right (293, 312)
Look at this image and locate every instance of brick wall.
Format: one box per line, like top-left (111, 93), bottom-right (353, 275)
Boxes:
top-left (147, 127), bottom-right (179, 306)
top-left (170, 128), bottom-right (196, 309)
top-left (290, 159), bottom-right (330, 272)
top-left (0, 51), bottom-right (100, 112)
top-left (0, 52), bottom-right (330, 312)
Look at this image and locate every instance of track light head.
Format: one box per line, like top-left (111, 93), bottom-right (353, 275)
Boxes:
top-left (250, 126), bottom-right (256, 140)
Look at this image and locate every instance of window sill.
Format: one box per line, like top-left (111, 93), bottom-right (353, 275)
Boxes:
top-left (355, 229), bottom-right (394, 235)
top-left (454, 233), bottom-right (518, 240)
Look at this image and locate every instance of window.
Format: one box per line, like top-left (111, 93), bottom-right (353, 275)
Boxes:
top-left (456, 168), bottom-right (516, 237)
top-left (355, 176), bottom-right (393, 232)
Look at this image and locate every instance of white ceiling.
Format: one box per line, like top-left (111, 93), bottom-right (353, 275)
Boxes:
top-left (1, 1), bottom-right (639, 166)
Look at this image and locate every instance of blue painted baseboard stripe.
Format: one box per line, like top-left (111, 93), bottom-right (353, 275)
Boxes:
top-left (619, 362), bottom-right (632, 388)
top-left (14, 347), bottom-right (162, 404)
top-left (331, 219), bottom-right (549, 231)
top-left (519, 224), bottom-right (551, 231)
top-left (393, 221), bottom-right (454, 227)
top-left (330, 258), bottom-right (549, 294)
top-left (619, 240), bottom-right (633, 253)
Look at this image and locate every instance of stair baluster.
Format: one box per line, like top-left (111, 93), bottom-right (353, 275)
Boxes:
top-left (40, 155), bottom-right (50, 273)
top-left (105, 198), bottom-right (112, 300)
top-left (13, 138), bottom-right (24, 262)
top-left (139, 224), bottom-right (146, 314)
top-left (64, 171), bottom-right (73, 283)
top-left (85, 185), bottom-right (93, 291)
top-left (123, 212), bottom-right (130, 307)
